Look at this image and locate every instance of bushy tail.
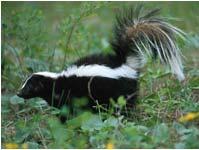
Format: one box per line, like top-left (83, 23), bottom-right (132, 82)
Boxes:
top-left (111, 6), bottom-right (186, 81)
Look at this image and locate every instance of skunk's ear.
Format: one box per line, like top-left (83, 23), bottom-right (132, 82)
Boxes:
top-left (17, 74), bottom-right (45, 99)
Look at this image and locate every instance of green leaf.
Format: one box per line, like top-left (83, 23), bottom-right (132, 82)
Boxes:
top-left (104, 117), bottom-right (118, 128)
top-left (27, 99), bottom-right (47, 108)
top-left (26, 142), bottom-right (39, 149)
top-left (10, 95), bottom-right (24, 105)
top-left (67, 112), bottom-right (92, 129)
top-left (152, 123), bottom-right (169, 144)
top-left (47, 118), bottom-right (69, 147)
top-left (173, 122), bottom-right (188, 135)
top-left (60, 105), bottom-right (69, 116)
top-left (14, 127), bottom-right (32, 143)
top-left (117, 96), bottom-right (126, 107)
top-left (50, 107), bottom-right (60, 115)
top-left (175, 142), bottom-right (186, 149)
top-left (81, 115), bottom-right (103, 132)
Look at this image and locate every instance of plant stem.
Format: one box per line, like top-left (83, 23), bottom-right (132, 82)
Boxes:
top-left (6, 43), bottom-right (25, 77)
top-left (62, 19), bottom-right (79, 70)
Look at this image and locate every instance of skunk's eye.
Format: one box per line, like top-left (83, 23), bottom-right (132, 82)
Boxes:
top-left (26, 82), bottom-right (34, 91)
top-left (27, 83), bottom-right (32, 89)
top-left (38, 82), bottom-right (44, 88)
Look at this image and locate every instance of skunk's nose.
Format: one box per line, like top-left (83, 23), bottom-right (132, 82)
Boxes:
top-left (16, 88), bottom-right (31, 99)
top-left (17, 90), bottom-right (23, 97)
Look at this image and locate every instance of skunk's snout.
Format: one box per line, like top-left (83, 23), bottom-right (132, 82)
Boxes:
top-left (17, 88), bottom-right (30, 99)
top-left (17, 89), bottom-right (26, 98)
top-left (17, 90), bottom-right (23, 97)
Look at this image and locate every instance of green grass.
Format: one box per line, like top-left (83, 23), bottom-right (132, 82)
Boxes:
top-left (1, 1), bottom-right (199, 149)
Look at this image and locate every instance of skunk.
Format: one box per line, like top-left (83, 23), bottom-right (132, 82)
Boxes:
top-left (17, 7), bottom-right (185, 115)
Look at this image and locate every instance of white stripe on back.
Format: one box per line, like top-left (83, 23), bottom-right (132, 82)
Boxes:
top-left (35, 71), bottom-right (59, 78)
top-left (35, 64), bottom-right (138, 79)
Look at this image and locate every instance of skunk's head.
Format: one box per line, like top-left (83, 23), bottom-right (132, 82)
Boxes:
top-left (17, 72), bottom-right (56, 99)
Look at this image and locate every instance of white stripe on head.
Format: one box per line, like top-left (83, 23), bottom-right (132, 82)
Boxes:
top-left (20, 72), bottom-right (59, 89)
top-left (21, 75), bottom-right (33, 89)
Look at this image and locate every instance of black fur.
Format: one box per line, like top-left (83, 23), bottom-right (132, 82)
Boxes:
top-left (74, 53), bottom-right (125, 68)
top-left (18, 74), bottom-right (138, 110)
